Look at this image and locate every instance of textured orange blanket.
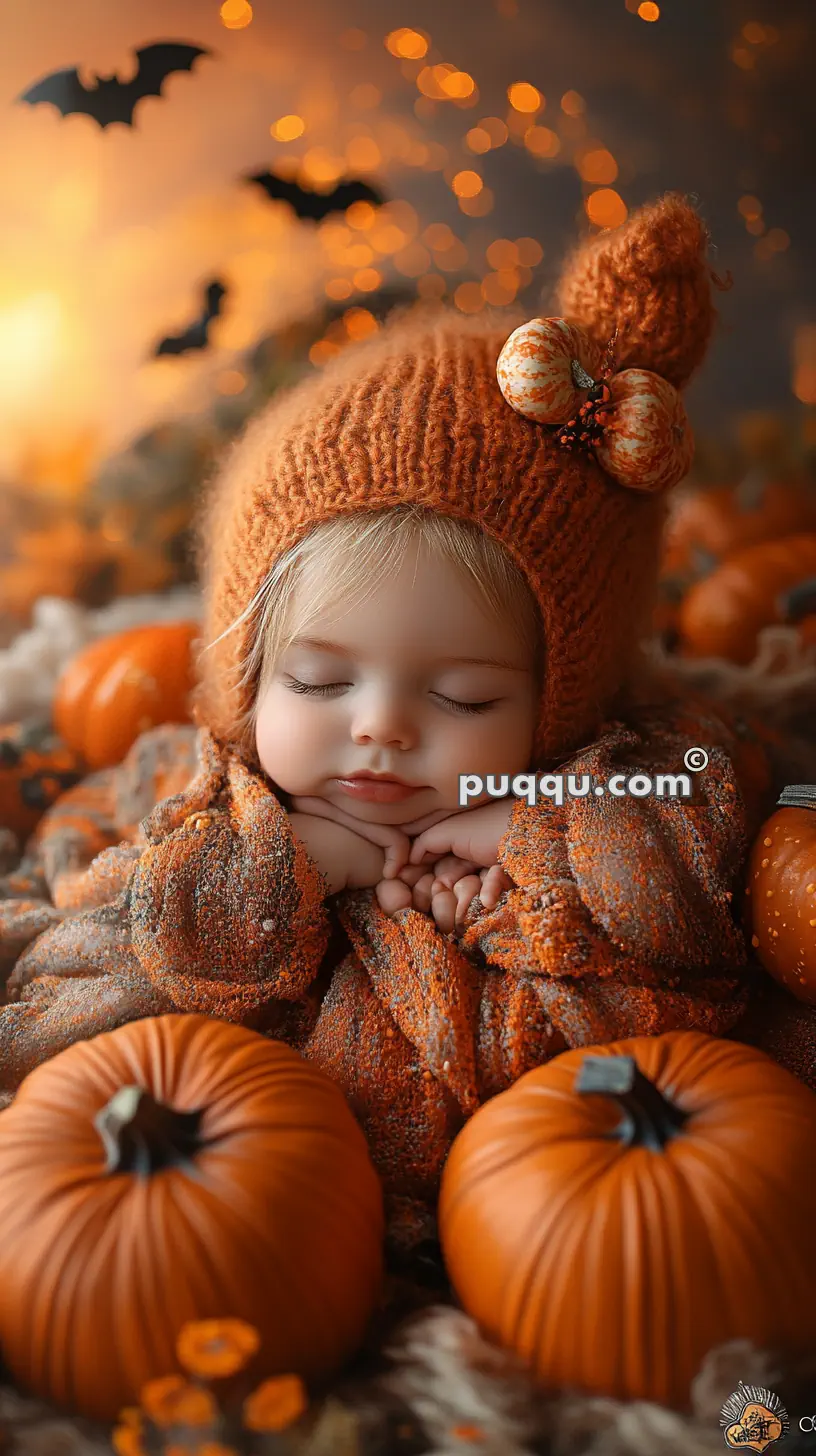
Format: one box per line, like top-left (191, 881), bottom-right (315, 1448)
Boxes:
top-left (0, 695), bottom-right (813, 1246)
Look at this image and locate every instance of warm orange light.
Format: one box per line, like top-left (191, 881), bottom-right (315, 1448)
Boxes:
top-left (481, 272), bottom-right (517, 306)
top-left (746, 216), bottom-right (765, 236)
top-left (423, 223), bottom-right (456, 250)
top-left (370, 223), bottom-right (408, 254)
top-left (353, 268), bottom-right (382, 292)
top-left (742, 21), bottom-right (766, 43)
top-left (220, 0), bottom-right (253, 29)
top-left (478, 116), bottom-right (509, 146)
top-left (309, 339), bottom-right (342, 366)
top-left (346, 137), bottom-right (381, 170)
top-left (270, 114), bottom-right (305, 142)
top-left (393, 243), bottom-right (432, 277)
top-left (486, 239), bottom-right (518, 269)
top-left (577, 147), bottom-right (618, 183)
top-left (793, 324), bottom-right (816, 405)
top-left (515, 237), bottom-right (544, 266)
top-left (325, 278), bottom-right (354, 300)
top-left (343, 243), bottom-right (375, 268)
top-left (440, 70), bottom-right (476, 99)
top-left (346, 200), bottom-right (377, 230)
top-left (766, 228), bottom-right (790, 251)
top-left (417, 274), bottom-right (446, 300)
top-left (350, 83), bottom-right (382, 109)
top-left (524, 126), bottom-right (560, 158)
top-left (344, 307), bottom-right (379, 341)
top-left (507, 81), bottom-right (542, 113)
top-left (454, 282), bottom-right (484, 314)
top-left (466, 127), bottom-right (492, 154)
top-left (301, 149), bottom-right (345, 186)
top-left (458, 188), bottom-right (494, 218)
top-left (637, 2), bottom-right (660, 19)
top-left (385, 28), bottom-right (429, 59)
top-left (560, 90), bottom-right (585, 116)
top-left (452, 170), bottom-right (483, 198)
top-left (585, 188), bottom-right (628, 228)
top-left (738, 194), bottom-right (763, 220)
top-left (732, 45), bottom-right (755, 68)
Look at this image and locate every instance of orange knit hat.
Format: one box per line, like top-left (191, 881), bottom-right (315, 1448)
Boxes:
top-left (193, 192), bottom-right (722, 766)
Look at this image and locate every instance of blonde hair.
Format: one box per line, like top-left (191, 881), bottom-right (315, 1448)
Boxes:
top-left (205, 505), bottom-right (544, 749)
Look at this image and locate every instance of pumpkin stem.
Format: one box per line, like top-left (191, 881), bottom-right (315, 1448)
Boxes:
top-left (95, 1085), bottom-right (206, 1175)
top-left (777, 784), bottom-right (816, 811)
top-left (575, 1055), bottom-right (688, 1151)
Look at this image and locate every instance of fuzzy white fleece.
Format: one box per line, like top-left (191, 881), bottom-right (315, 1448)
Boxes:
top-left (0, 588), bottom-right (202, 725)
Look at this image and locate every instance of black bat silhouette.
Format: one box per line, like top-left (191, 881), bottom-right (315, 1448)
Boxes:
top-left (246, 170), bottom-right (385, 222)
top-left (18, 42), bottom-right (211, 129)
top-left (154, 280), bottom-right (227, 358)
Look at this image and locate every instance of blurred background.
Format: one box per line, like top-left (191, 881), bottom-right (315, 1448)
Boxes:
top-left (0, 0), bottom-right (814, 802)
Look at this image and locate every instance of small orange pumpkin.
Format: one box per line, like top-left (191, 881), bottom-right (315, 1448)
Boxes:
top-left (0, 1014), bottom-right (385, 1421)
top-left (593, 368), bottom-right (694, 493)
top-left (53, 619), bottom-right (200, 770)
top-left (0, 719), bottom-right (84, 841)
top-left (745, 784), bottom-right (816, 1003)
top-left (496, 318), bottom-right (604, 424)
top-left (438, 1031), bottom-right (816, 1411)
top-left (676, 532), bottom-right (816, 663)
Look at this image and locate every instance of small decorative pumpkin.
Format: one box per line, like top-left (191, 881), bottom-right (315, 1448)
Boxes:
top-left (496, 318), bottom-right (605, 424)
top-left (497, 319), bottom-right (692, 493)
top-left (0, 719), bottom-right (84, 841)
top-left (676, 532), bottom-right (816, 664)
top-left (593, 368), bottom-right (694, 494)
top-left (745, 784), bottom-right (816, 1003)
top-left (438, 1031), bottom-right (816, 1411)
top-left (53, 619), bottom-right (200, 770)
top-left (0, 1014), bottom-right (385, 1422)
top-left (661, 470), bottom-right (816, 581)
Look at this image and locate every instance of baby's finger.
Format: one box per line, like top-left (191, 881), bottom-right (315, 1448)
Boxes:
top-left (396, 863), bottom-right (430, 888)
top-left (430, 887), bottom-right (457, 936)
top-left (430, 855), bottom-right (481, 890)
top-left (454, 875), bottom-right (483, 927)
top-left (410, 872), bottom-right (436, 915)
top-left (375, 878), bottom-right (413, 917)
top-left (479, 864), bottom-right (514, 909)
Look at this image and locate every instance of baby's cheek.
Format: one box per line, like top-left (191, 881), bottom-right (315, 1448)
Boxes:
top-left (256, 692), bottom-right (328, 795)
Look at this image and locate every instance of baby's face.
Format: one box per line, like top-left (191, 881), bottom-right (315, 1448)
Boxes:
top-left (255, 545), bottom-right (538, 826)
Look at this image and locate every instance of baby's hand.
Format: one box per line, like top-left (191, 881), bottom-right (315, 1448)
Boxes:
top-left (375, 856), bottom-right (514, 933)
top-left (289, 812), bottom-right (387, 894)
top-left (289, 795), bottom-right (410, 878)
top-left (405, 799), bottom-right (516, 871)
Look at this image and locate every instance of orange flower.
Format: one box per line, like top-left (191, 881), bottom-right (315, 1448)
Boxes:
top-left (111, 1427), bottom-right (146, 1456)
top-left (243, 1373), bottom-right (307, 1431)
top-left (139, 1373), bottom-right (218, 1426)
top-left (450, 1423), bottom-right (486, 1443)
top-left (176, 1318), bottom-right (261, 1378)
top-left (166, 1445), bottom-right (239, 1456)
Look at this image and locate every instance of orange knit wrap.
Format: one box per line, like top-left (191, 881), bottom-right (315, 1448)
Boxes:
top-left (193, 193), bottom-right (720, 765)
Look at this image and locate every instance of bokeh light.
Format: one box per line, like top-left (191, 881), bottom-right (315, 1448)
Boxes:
top-left (585, 188), bottom-right (628, 228)
top-left (219, 0), bottom-right (253, 29)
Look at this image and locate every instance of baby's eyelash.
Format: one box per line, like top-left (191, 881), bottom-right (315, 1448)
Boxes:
top-left (284, 678), bottom-right (495, 715)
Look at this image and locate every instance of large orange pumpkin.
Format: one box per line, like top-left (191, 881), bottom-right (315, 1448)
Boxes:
top-left (0, 1014), bottom-right (385, 1421)
top-left (52, 619), bottom-right (200, 770)
top-left (676, 532), bottom-right (816, 663)
top-left (745, 784), bottom-right (816, 1003)
top-left (662, 471), bottom-right (816, 581)
top-left (438, 1030), bottom-right (816, 1411)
